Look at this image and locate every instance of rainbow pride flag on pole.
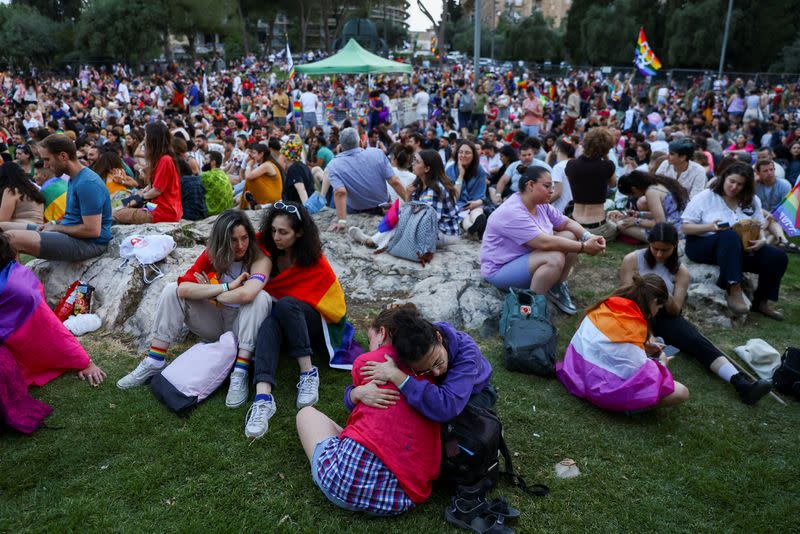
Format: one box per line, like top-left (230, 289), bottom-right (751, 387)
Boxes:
top-left (772, 182), bottom-right (800, 237)
top-left (634, 27), bottom-right (662, 77)
top-left (286, 42), bottom-right (295, 86)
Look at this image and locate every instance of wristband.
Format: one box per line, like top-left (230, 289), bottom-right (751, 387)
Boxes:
top-left (221, 282), bottom-right (229, 292)
top-left (398, 375), bottom-right (411, 390)
top-left (581, 231), bottom-right (592, 242)
top-left (635, 218), bottom-right (641, 226)
top-left (337, 219), bottom-right (347, 225)
top-left (248, 273), bottom-right (266, 284)
top-left (580, 241), bottom-right (585, 253)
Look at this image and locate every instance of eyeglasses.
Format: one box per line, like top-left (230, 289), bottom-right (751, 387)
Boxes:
top-left (539, 182), bottom-right (555, 191)
top-left (411, 358), bottom-right (446, 377)
top-left (273, 201), bottom-right (302, 221)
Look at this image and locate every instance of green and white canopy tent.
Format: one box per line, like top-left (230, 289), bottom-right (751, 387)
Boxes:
top-left (295, 39), bottom-right (412, 76)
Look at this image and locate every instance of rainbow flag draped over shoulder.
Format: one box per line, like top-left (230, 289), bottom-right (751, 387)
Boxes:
top-left (772, 182), bottom-right (800, 237)
top-left (555, 297), bottom-right (674, 412)
top-left (265, 255), bottom-right (362, 369)
top-left (634, 27), bottom-right (662, 77)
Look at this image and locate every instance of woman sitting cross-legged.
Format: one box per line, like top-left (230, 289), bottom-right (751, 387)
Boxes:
top-left (347, 304), bottom-right (496, 422)
top-left (620, 223), bottom-right (771, 404)
top-left (556, 273), bottom-right (690, 412)
top-left (245, 201), bottom-right (348, 439)
top-left (348, 149), bottom-right (460, 249)
top-left (295, 307), bottom-right (441, 516)
top-left (613, 170), bottom-right (688, 243)
top-left (681, 162), bottom-right (788, 320)
top-left (117, 209), bottom-right (272, 411)
top-left (480, 165), bottom-right (606, 315)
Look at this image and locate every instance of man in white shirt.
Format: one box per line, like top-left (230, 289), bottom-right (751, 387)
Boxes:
top-left (413, 85), bottom-right (430, 128)
top-left (656, 138), bottom-right (708, 199)
top-left (299, 82), bottom-right (319, 135)
top-left (116, 77), bottom-right (131, 105)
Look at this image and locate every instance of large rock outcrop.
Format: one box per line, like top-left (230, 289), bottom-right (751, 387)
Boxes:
top-left (29, 209), bottom-right (754, 348)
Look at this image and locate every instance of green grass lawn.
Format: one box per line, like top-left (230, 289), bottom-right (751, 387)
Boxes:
top-left (2, 242), bottom-right (799, 533)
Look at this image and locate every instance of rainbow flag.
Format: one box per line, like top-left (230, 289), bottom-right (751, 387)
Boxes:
top-left (556, 297), bottom-right (674, 412)
top-left (772, 182), bottom-right (800, 237)
top-left (293, 100), bottom-right (302, 119)
top-left (264, 255), bottom-right (360, 369)
top-left (325, 101), bottom-right (334, 124)
top-left (286, 42), bottom-right (295, 86)
top-left (41, 177), bottom-right (67, 222)
top-left (634, 27), bottom-right (662, 77)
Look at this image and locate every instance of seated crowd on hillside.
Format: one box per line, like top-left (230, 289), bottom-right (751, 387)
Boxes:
top-left (1, 66), bottom-right (797, 515)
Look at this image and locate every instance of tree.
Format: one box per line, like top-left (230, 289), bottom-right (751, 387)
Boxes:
top-left (579, 1), bottom-right (638, 66)
top-left (74, 0), bottom-right (165, 65)
top-left (770, 31), bottom-right (800, 72)
top-left (503, 12), bottom-right (562, 63)
top-left (169, 0), bottom-right (235, 58)
top-left (0, 4), bottom-right (64, 67)
top-left (564, 0), bottom-right (611, 63)
top-left (11, 0), bottom-right (82, 21)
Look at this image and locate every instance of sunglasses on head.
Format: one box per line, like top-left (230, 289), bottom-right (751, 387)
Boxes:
top-left (273, 200), bottom-right (302, 221)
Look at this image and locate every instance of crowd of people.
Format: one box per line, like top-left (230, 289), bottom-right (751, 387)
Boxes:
top-left (1, 60), bottom-right (798, 515)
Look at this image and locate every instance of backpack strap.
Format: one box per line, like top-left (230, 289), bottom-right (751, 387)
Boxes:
top-left (498, 434), bottom-right (549, 497)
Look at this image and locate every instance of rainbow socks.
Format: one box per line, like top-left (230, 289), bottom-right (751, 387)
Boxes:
top-left (234, 355), bottom-right (251, 373)
top-left (147, 346), bottom-right (167, 364)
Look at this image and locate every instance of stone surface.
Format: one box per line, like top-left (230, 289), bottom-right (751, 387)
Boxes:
top-left (29, 209), bottom-right (752, 350)
top-left (30, 209), bottom-right (504, 349)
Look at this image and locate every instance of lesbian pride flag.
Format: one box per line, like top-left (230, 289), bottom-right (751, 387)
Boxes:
top-left (556, 297), bottom-right (674, 412)
top-left (772, 182), bottom-right (800, 237)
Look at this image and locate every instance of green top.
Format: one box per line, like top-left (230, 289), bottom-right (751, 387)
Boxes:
top-left (473, 93), bottom-right (488, 114)
top-left (201, 169), bottom-right (234, 216)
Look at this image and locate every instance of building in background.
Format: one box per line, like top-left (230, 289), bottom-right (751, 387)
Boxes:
top-left (479, 0), bottom-right (570, 28)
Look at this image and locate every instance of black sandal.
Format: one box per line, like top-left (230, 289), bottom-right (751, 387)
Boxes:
top-left (445, 498), bottom-right (514, 533)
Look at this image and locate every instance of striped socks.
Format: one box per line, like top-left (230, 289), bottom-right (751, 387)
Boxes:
top-left (147, 346), bottom-right (167, 364)
top-left (233, 355), bottom-right (251, 374)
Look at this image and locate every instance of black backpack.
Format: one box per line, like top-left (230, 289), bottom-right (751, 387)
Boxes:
top-left (772, 347), bottom-right (800, 401)
top-left (439, 404), bottom-right (548, 497)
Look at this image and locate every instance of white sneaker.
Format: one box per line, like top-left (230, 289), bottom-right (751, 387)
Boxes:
top-left (296, 368), bottom-right (320, 409)
top-left (348, 226), bottom-right (370, 245)
top-left (225, 370), bottom-right (249, 408)
top-left (244, 398), bottom-right (277, 439)
top-left (117, 358), bottom-right (164, 389)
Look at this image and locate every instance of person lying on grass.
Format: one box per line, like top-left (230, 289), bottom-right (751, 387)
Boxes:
top-left (295, 308), bottom-right (441, 516)
top-left (350, 304), bottom-right (496, 423)
top-left (556, 273), bottom-right (690, 413)
top-left (620, 222), bottom-right (772, 404)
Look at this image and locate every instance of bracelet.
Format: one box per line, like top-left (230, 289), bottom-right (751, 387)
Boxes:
top-left (635, 218), bottom-right (641, 226)
top-left (581, 231), bottom-right (592, 242)
top-left (580, 241), bottom-right (585, 253)
top-left (398, 375), bottom-right (411, 390)
top-left (221, 282), bottom-right (229, 292)
top-left (337, 218), bottom-right (347, 225)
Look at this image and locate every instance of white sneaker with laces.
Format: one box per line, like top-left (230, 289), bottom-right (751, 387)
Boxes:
top-left (225, 370), bottom-right (249, 408)
top-left (244, 398), bottom-right (277, 439)
top-left (117, 358), bottom-right (164, 389)
top-left (296, 368), bottom-right (320, 409)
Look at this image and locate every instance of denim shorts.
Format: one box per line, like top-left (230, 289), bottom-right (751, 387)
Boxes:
top-left (485, 253), bottom-right (532, 291)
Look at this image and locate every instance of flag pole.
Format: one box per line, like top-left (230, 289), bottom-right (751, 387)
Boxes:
top-left (718, 0), bottom-right (734, 80)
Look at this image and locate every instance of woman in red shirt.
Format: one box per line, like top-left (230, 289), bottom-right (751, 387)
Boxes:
top-left (296, 308), bottom-right (440, 515)
top-left (113, 122), bottom-right (183, 224)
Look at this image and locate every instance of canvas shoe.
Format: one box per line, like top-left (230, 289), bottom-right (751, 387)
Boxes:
top-left (225, 370), bottom-right (249, 408)
top-left (116, 358), bottom-right (164, 389)
top-left (296, 368), bottom-right (320, 409)
top-left (547, 282), bottom-right (577, 315)
top-left (244, 398), bottom-right (277, 439)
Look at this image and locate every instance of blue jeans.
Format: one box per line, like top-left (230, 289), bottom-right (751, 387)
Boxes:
top-left (521, 124), bottom-right (540, 139)
top-left (685, 230), bottom-right (788, 304)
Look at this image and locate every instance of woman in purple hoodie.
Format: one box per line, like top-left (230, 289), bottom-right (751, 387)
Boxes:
top-left (352, 304), bottom-right (494, 422)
